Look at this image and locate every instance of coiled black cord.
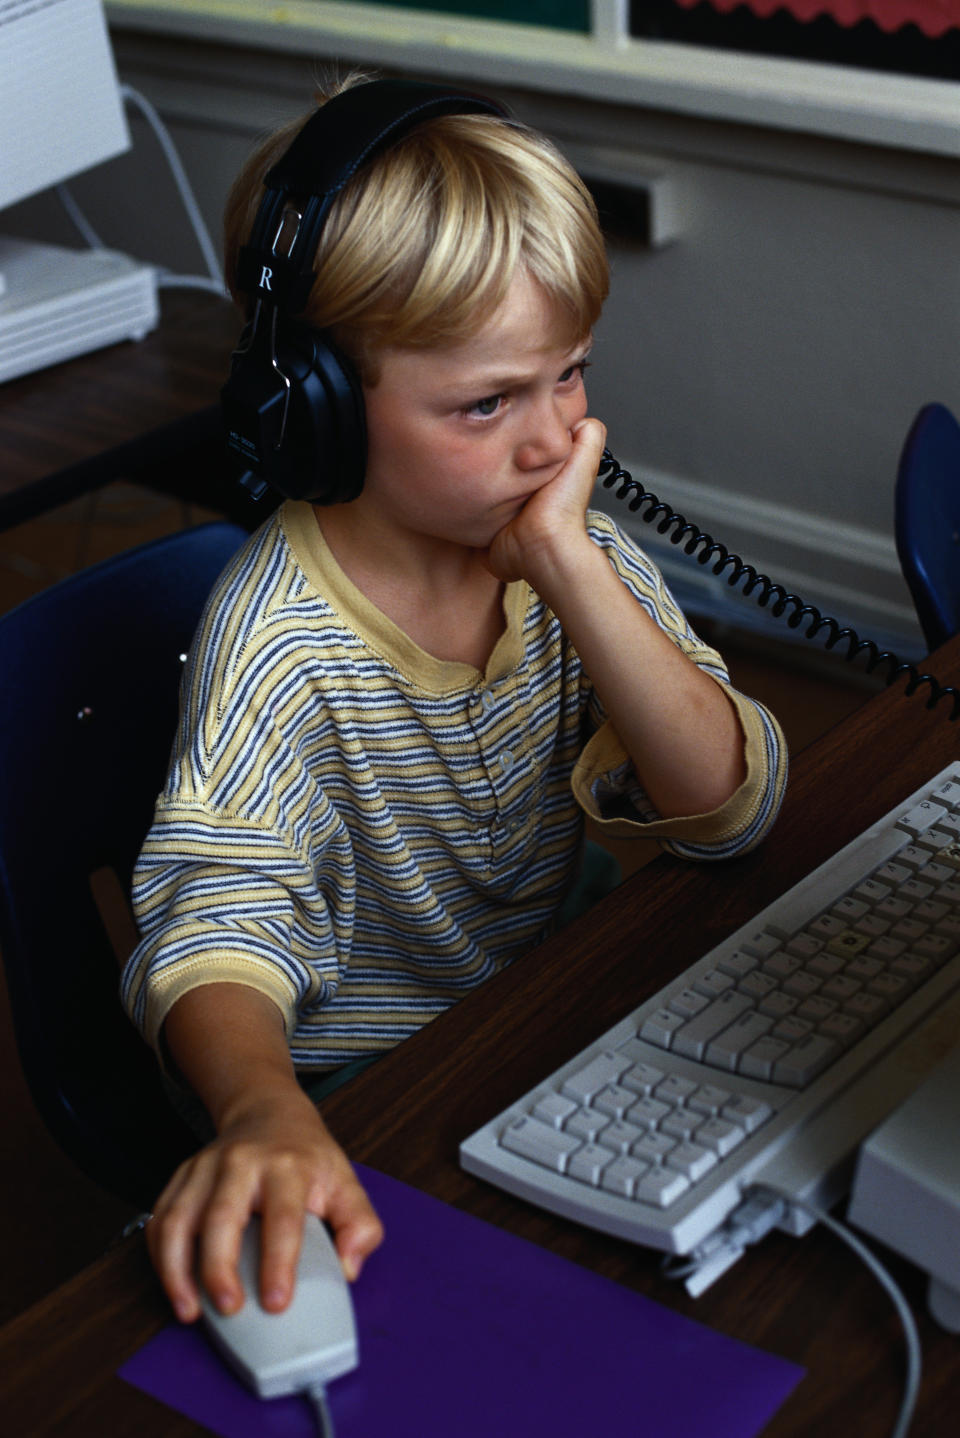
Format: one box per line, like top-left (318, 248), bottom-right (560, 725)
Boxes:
top-left (598, 449), bottom-right (960, 722)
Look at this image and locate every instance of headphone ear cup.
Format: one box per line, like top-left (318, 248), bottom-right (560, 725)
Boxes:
top-left (271, 324), bottom-right (368, 504)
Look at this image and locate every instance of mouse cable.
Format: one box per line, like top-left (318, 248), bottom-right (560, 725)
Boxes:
top-left (749, 1185), bottom-right (921, 1438)
top-left (597, 449), bottom-right (960, 722)
top-left (306, 1381), bottom-right (335, 1438)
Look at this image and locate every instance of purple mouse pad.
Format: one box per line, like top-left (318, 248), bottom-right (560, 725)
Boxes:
top-left (119, 1164), bottom-right (803, 1437)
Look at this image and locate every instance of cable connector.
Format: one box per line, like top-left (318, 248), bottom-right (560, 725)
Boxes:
top-left (724, 1191), bottom-right (789, 1248)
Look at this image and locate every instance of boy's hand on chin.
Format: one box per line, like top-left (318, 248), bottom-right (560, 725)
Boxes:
top-left (485, 418), bottom-right (607, 586)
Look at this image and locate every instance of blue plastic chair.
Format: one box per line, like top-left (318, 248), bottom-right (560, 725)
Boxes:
top-left (895, 402), bottom-right (960, 654)
top-left (0, 521), bottom-right (248, 1207)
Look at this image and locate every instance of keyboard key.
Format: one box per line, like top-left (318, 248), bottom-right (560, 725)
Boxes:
top-left (844, 991), bottom-right (888, 1025)
top-left (738, 970), bottom-right (778, 1001)
top-left (566, 1108), bottom-right (610, 1142)
top-left (771, 1014), bottom-right (815, 1043)
top-left (758, 990), bottom-right (798, 1019)
top-left (561, 1050), bottom-right (631, 1104)
top-left (721, 1095), bottom-right (773, 1133)
top-left (639, 1008), bottom-right (686, 1049)
top-left (568, 1143), bottom-right (613, 1186)
top-left (600, 1154), bottom-right (649, 1197)
top-left (634, 1167), bottom-right (690, 1208)
top-left (594, 1083), bottom-right (636, 1119)
top-left (819, 1011), bottom-right (865, 1046)
top-left (632, 1130), bottom-right (676, 1165)
top-left (782, 969), bottom-right (822, 999)
top-left (826, 930), bottom-right (870, 959)
top-left (716, 949), bottom-right (758, 978)
top-left (671, 991), bottom-right (753, 1061)
top-left (867, 935), bottom-right (906, 962)
top-left (832, 895), bottom-right (870, 921)
top-left (854, 877), bottom-right (891, 904)
top-left (704, 1011), bottom-right (774, 1071)
top-left (620, 1062), bottom-right (665, 1095)
top-left (599, 1119), bottom-right (643, 1154)
top-left (896, 800), bottom-right (948, 836)
top-left (661, 1109), bottom-right (702, 1141)
top-left (773, 1034), bottom-right (840, 1086)
top-left (740, 1036), bottom-right (793, 1080)
top-left (785, 933), bottom-right (823, 959)
top-left (796, 994), bottom-right (838, 1023)
top-left (809, 913), bottom-right (846, 940)
top-left (625, 1096), bottom-right (671, 1131)
top-left (668, 988), bottom-right (710, 1020)
top-left (763, 951), bottom-right (803, 979)
top-left (694, 1117), bottom-right (745, 1157)
top-left (666, 1141), bottom-right (717, 1182)
top-left (868, 971), bottom-right (912, 1004)
top-left (691, 968), bottom-right (736, 999)
top-left (890, 953), bottom-right (935, 987)
top-left (808, 952), bottom-right (845, 977)
top-left (821, 974), bottom-right (862, 1002)
top-left (688, 1083), bottom-right (734, 1115)
top-left (532, 1092), bottom-right (579, 1128)
top-left (654, 1073), bottom-right (699, 1106)
top-left (914, 932), bottom-right (957, 964)
top-left (844, 955), bottom-right (884, 982)
top-left (501, 1116), bottom-right (581, 1170)
top-left (896, 845), bottom-right (931, 870)
top-left (740, 930), bottom-right (781, 959)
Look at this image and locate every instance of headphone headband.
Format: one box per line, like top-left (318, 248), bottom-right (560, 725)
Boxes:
top-left (237, 80), bottom-right (508, 314)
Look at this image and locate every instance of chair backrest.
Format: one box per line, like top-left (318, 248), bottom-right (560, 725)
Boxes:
top-left (0, 521), bottom-right (248, 1208)
top-left (895, 401), bottom-right (960, 655)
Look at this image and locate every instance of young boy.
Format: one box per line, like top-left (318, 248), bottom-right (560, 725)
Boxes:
top-left (121, 74), bottom-right (786, 1326)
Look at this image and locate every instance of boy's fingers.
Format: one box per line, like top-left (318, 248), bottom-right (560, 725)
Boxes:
top-left (256, 1180), bottom-right (313, 1311)
top-left (151, 1151), bottom-right (257, 1320)
top-left (322, 1173), bottom-right (385, 1281)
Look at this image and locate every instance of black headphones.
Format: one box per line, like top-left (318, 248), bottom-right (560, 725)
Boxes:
top-left (221, 78), bottom-right (509, 505)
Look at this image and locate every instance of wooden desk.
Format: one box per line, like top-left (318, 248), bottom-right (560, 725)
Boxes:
top-left (4, 640), bottom-right (960, 1436)
top-left (0, 289), bottom-right (264, 530)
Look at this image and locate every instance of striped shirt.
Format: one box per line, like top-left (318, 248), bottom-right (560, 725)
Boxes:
top-left (121, 501), bottom-right (786, 1070)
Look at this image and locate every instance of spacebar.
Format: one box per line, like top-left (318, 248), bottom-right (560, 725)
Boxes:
top-left (762, 827), bottom-right (907, 939)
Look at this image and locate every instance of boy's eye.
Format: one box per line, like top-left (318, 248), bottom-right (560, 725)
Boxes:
top-left (469, 393), bottom-right (504, 418)
top-left (560, 360), bottom-right (590, 384)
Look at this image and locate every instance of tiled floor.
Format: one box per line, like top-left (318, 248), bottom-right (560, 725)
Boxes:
top-left (0, 486), bottom-right (879, 1326)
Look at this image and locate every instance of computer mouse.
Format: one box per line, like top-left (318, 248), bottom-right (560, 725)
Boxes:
top-left (200, 1212), bottom-right (358, 1400)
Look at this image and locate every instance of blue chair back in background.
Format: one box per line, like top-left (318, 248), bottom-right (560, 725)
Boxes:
top-left (0, 521), bottom-right (248, 1208)
top-left (895, 402), bottom-right (960, 655)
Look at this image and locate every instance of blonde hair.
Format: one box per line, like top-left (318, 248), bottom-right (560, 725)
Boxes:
top-left (224, 75), bottom-right (609, 380)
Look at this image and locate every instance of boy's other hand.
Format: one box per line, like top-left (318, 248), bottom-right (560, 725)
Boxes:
top-left (145, 1086), bottom-right (383, 1324)
top-left (485, 416), bottom-right (607, 589)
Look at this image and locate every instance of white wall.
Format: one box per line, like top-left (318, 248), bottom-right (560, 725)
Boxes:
top-left (10, 14), bottom-right (960, 656)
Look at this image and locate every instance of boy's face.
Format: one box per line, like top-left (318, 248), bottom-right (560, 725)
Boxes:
top-left (357, 270), bottom-right (591, 552)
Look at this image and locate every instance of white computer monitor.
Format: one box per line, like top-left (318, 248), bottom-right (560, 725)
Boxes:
top-left (0, 0), bottom-right (129, 215)
top-left (0, 0), bottom-right (157, 383)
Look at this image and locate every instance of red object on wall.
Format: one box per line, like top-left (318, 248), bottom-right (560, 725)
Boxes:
top-left (671, 2), bottom-right (960, 39)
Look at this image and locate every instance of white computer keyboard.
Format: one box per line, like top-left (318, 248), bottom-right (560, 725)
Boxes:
top-left (461, 760), bottom-right (960, 1271)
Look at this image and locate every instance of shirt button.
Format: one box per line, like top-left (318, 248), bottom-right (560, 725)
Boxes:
top-left (480, 689), bottom-right (496, 712)
top-left (499, 750), bottom-right (514, 772)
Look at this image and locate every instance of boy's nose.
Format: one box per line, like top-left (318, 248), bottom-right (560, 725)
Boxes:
top-left (516, 400), bottom-right (574, 472)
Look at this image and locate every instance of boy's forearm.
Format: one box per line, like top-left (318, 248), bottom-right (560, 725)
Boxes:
top-left (164, 982), bottom-right (301, 1131)
top-left (532, 539), bottom-right (745, 818)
